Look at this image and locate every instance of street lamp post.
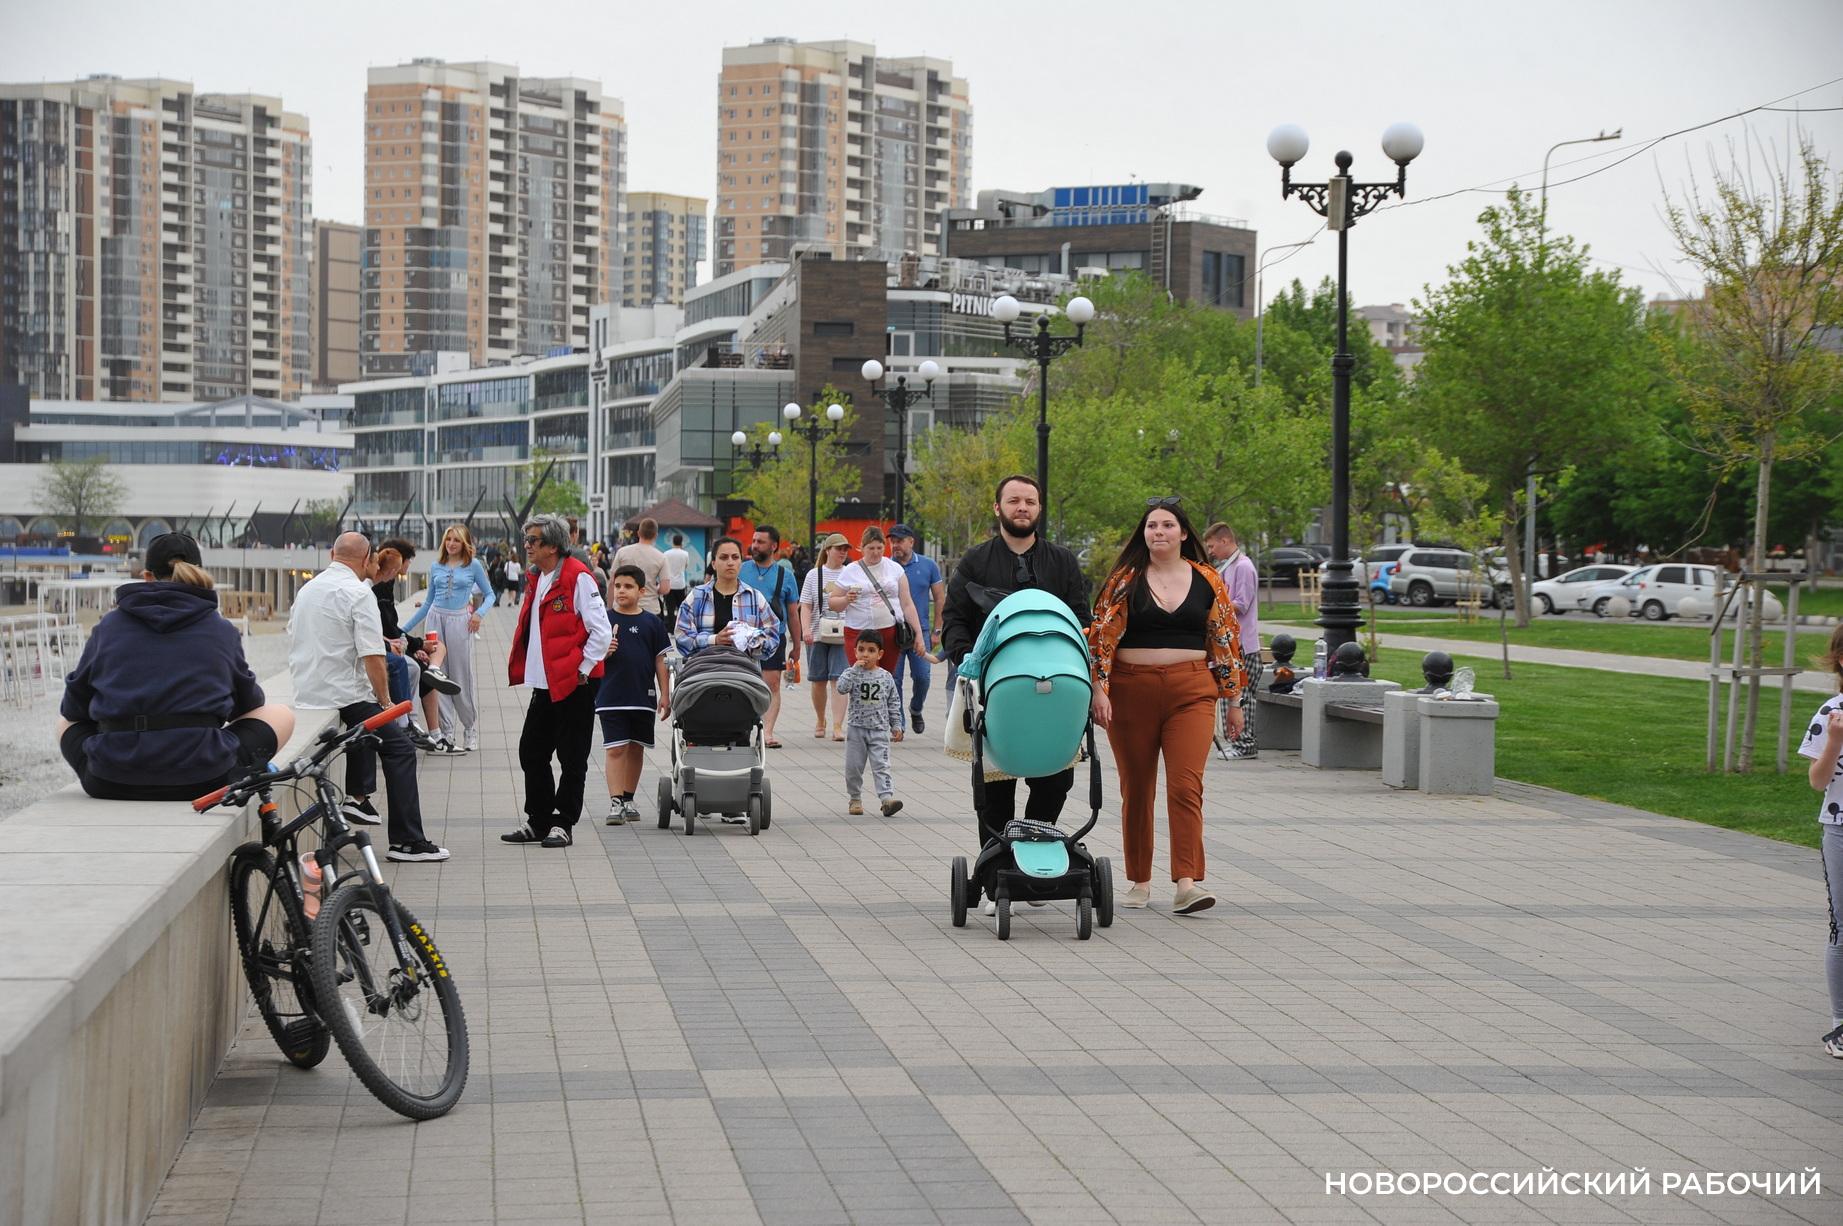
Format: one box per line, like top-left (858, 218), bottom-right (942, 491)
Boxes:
top-left (730, 426), bottom-right (784, 472)
top-left (992, 293), bottom-right (1095, 507)
top-left (1252, 240), bottom-right (1315, 387)
top-left (780, 399), bottom-right (847, 548)
top-left (1267, 121), bottom-right (1424, 654)
top-left (860, 357), bottom-right (939, 524)
top-left (1520, 128), bottom-right (1621, 602)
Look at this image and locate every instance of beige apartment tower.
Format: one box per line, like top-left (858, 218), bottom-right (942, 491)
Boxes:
top-left (624, 192), bottom-right (707, 307)
top-left (0, 76), bottom-right (312, 401)
top-left (362, 59), bottom-right (626, 376)
top-left (713, 38), bottom-right (971, 277)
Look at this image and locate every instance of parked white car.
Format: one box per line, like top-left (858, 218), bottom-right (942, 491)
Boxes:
top-left (1581, 564), bottom-right (1784, 622)
top-left (1529, 564), bottom-right (1634, 614)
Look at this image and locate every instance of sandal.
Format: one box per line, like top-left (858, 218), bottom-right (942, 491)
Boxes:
top-left (830, 725), bottom-right (845, 741)
top-left (813, 724), bottom-right (827, 739)
top-left (765, 737), bottom-right (783, 749)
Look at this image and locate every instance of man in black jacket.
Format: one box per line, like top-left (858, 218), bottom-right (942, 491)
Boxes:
top-left (941, 474), bottom-right (1089, 841)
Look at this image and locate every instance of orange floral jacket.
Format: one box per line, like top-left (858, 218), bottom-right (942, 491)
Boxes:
top-left (1087, 561), bottom-right (1246, 700)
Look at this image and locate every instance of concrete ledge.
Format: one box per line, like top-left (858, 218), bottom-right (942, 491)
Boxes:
top-left (0, 672), bottom-right (331, 1226)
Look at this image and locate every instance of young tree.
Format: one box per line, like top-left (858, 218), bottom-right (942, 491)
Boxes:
top-left (1413, 187), bottom-right (1655, 627)
top-left (1663, 137), bottom-right (1843, 770)
top-left (907, 415), bottom-right (1027, 558)
top-left (732, 394), bottom-right (861, 549)
top-left (521, 451), bottom-right (587, 518)
top-left (35, 457), bottom-right (126, 537)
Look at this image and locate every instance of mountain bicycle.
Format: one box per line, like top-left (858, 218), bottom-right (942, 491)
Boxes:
top-left (195, 699), bottom-right (469, 1120)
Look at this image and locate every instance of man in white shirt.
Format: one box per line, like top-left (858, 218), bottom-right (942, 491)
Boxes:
top-left (612, 516), bottom-right (670, 615)
top-left (662, 533), bottom-right (692, 620)
top-left (501, 514), bottom-right (612, 849)
top-left (288, 532), bottom-right (448, 862)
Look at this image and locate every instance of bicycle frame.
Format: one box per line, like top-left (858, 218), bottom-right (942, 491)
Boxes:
top-left (203, 701), bottom-right (428, 1010)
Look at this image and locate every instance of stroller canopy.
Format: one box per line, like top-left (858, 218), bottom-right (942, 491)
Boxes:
top-left (965, 590), bottom-right (1093, 780)
top-left (672, 648), bottom-right (772, 741)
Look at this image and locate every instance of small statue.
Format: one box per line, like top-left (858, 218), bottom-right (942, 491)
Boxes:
top-left (1417, 650), bottom-right (1454, 694)
top-left (1328, 641), bottom-right (1369, 680)
top-left (1268, 634), bottom-right (1299, 693)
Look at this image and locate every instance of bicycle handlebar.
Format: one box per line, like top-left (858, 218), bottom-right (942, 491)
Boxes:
top-left (193, 700), bottom-right (412, 812)
top-left (363, 699), bottom-right (414, 731)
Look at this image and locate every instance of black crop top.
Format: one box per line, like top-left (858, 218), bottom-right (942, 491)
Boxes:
top-left (1118, 569), bottom-right (1212, 650)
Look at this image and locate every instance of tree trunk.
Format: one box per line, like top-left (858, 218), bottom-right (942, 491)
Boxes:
top-left (1501, 508), bottom-right (1530, 630)
top-left (1739, 433), bottom-right (1774, 772)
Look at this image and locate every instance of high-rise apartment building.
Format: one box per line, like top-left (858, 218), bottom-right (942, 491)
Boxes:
top-left (713, 39), bottom-right (970, 277)
top-left (0, 76), bottom-right (312, 402)
top-left (362, 59), bottom-right (626, 377)
top-left (623, 192), bottom-right (706, 307)
top-left (312, 220), bottom-right (361, 390)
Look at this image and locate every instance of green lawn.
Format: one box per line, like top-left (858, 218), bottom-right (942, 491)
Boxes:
top-left (1765, 583), bottom-right (1843, 618)
top-left (1265, 639), bottom-right (1827, 848)
top-left (1264, 613), bottom-right (1819, 666)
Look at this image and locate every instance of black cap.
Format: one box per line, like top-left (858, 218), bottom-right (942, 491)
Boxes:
top-left (888, 523), bottom-right (917, 540)
top-left (145, 532), bottom-right (202, 578)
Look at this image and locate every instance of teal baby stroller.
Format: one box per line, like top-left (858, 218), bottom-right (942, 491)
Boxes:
top-left (947, 589), bottom-right (1115, 940)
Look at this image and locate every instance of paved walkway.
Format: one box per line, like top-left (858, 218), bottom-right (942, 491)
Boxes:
top-left (147, 611), bottom-right (1843, 1225)
top-left (1270, 621), bottom-right (1836, 692)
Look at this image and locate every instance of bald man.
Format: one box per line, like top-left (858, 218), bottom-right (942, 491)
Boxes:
top-left (289, 531), bottom-right (448, 862)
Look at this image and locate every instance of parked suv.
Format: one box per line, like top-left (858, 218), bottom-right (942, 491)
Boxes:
top-left (1389, 548), bottom-right (1501, 607)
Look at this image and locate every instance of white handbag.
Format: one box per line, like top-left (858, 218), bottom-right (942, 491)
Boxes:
top-left (812, 571), bottom-right (846, 644)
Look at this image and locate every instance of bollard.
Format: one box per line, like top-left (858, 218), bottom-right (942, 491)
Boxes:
top-left (1417, 693), bottom-right (1500, 795)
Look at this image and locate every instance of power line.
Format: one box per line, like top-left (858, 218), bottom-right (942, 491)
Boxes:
top-left (1378, 73), bottom-right (1843, 212)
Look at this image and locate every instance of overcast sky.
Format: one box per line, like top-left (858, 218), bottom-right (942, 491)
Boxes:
top-left (6, 0), bottom-right (1841, 307)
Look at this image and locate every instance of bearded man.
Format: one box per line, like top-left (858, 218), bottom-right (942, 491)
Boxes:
top-left (939, 473), bottom-right (1090, 832)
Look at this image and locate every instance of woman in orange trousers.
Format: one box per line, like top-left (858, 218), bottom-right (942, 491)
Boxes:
top-left (1088, 497), bottom-right (1246, 914)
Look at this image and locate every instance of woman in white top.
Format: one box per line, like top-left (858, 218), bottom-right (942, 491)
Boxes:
top-left (827, 525), bottom-right (926, 740)
top-left (799, 534), bottom-right (853, 740)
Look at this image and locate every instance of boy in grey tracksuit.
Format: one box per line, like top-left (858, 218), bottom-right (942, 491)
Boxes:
top-left (837, 636), bottom-right (904, 817)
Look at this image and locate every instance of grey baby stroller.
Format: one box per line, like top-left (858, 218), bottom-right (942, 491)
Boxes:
top-left (657, 648), bottom-right (773, 836)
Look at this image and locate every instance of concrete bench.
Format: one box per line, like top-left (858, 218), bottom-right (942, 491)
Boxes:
top-left (1253, 688), bottom-right (1303, 751)
top-left (1301, 677), bottom-right (1401, 770)
top-left (0, 672), bottom-right (333, 1226)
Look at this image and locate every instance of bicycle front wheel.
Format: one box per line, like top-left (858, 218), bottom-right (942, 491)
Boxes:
top-left (308, 879), bottom-right (469, 1119)
top-left (227, 844), bottom-right (330, 1069)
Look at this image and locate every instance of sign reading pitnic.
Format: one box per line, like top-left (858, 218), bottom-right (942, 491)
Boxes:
top-left (949, 292), bottom-right (996, 317)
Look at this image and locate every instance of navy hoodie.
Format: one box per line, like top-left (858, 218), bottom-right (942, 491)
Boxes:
top-left (61, 582), bottom-right (267, 785)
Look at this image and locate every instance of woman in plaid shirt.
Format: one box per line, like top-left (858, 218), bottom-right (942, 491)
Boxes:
top-left (673, 536), bottom-right (783, 660)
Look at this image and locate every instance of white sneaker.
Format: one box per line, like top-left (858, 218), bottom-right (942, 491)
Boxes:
top-left (621, 800), bottom-right (642, 822)
top-left (982, 899), bottom-right (997, 916)
top-left (463, 729), bottom-right (479, 752)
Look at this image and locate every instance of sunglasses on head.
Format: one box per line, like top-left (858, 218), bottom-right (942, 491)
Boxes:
top-left (1146, 495), bottom-right (1183, 509)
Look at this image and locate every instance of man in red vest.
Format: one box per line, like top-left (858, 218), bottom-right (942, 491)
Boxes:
top-left (502, 514), bottom-right (612, 848)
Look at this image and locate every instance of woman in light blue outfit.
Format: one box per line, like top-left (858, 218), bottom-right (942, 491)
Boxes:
top-left (404, 524), bottom-right (495, 751)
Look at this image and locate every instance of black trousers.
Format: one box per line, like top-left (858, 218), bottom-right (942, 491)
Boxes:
top-left (979, 768), bottom-right (1075, 842)
top-left (339, 701), bottom-right (429, 847)
top-left (520, 684), bottom-right (596, 833)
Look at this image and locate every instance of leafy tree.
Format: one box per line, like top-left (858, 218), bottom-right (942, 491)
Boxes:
top-left (521, 451), bottom-right (586, 518)
top-left (1412, 186), bottom-right (1655, 626)
top-left (1262, 276), bottom-right (1396, 396)
top-left (1662, 138), bottom-right (1843, 769)
top-left (299, 497), bottom-right (347, 546)
top-left (908, 415), bottom-right (1026, 559)
top-left (732, 387), bottom-right (861, 548)
top-left (35, 457), bottom-right (126, 537)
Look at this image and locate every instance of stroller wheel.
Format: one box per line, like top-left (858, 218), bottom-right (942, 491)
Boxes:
top-left (655, 777), bottom-right (674, 827)
top-left (758, 777), bottom-right (772, 830)
top-left (681, 793), bottom-right (696, 836)
top-left (950, 856), bottom-right (969, 928)
top-left (1095, 857), bottom-right (1115, 929)
top-left (746, 794), bottom-right (763, 837)
top-left (994, 896), bottom-right (1011, 941)
top-left (1077, 892), bottom-right (1092, 940)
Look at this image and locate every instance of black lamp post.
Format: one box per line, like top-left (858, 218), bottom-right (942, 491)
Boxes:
top-left (991, 292), bottom-right (1095, 508)
top-left (860, 357), bottom-right (939, 524)
top-left (730, 426), bottom-right (783, 472)
top-left (781, 398), bottom-right (847, 547)
top-left (1266, 120), bottom-right (1424, 654)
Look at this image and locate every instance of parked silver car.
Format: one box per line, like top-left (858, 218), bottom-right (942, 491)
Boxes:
top-left (1388, 548), bottom-right (1502, 607)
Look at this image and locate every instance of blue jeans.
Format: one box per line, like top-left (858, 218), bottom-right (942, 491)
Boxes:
top-left (385, 652), bottom-right (413, 704)
top-left (891, 629), bottom-right (932, 724)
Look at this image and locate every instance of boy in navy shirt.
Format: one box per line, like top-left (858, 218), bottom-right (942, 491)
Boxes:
top-left (599, 565), bottom-right (671, 824)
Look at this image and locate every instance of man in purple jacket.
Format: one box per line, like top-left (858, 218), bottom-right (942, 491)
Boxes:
top-left (1205, 522), bottom-right (1261, 759)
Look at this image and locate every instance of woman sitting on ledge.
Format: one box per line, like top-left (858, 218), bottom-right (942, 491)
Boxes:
top-left (57, 533), bottom-right (295, 801)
